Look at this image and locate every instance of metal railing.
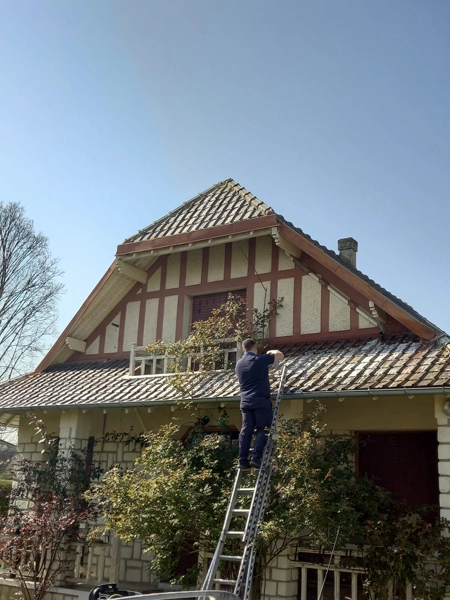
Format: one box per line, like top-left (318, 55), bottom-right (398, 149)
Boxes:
top-left (129, 340), bottom-right (242, 377)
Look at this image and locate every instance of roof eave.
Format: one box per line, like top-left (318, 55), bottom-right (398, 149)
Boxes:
top-left (34, 262), bottom-right (118, 373)
top-left (116, 215), bottom-right (279, 257)
top-left (3, 385), bottom-right (449, 414)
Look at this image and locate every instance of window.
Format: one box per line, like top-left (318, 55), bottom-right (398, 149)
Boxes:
top-left (357, 431), bottom-right (439, 507)
top-left (191, 290), bottom-right (246, 325)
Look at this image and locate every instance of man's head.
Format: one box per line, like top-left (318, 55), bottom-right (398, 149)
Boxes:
top-left (242, 339), bottom-right (257, 353)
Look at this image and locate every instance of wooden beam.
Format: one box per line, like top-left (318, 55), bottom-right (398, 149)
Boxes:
top-left (116, 259), bottom-right (147, 284)
top-left (116, 215), bottom-right (279, 257)
top-left (65, 337), bottom-right (86, 353)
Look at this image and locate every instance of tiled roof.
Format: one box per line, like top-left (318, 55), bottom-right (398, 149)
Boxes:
top-left (124, 179), bottom-right (273, 243)
top-left (123, 178), bottom-right (443, 336)
top-left (1, 336), bottom-right (450, 411)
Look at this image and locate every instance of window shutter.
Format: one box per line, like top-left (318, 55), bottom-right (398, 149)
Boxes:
top-left (192, 290), bottom-right (246, 324)
top-left (358, 431), bottom-right (439, 507)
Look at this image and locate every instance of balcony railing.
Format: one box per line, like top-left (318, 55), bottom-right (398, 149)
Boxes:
top-left (129, 340), bottom-right (242, 377)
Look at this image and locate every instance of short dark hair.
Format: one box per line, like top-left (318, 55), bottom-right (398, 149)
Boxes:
top-left (242, 338), bottom-right (257, 352)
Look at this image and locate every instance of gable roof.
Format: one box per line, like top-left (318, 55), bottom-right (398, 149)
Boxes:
top-left (118, 178), bottom-right (443, 341)
top-left (124, 179), bottom-right (273, 243)
top-left (2, 335), bottom-right (450, 413)
top-left (36, 178), bottom-right (444, 372)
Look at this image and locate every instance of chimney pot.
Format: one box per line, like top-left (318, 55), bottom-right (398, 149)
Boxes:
top-left (338, 237), bottom-right (358, 268)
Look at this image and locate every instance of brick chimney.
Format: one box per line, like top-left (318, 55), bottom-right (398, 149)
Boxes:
top-left (338, 237), bottom-right (358, 268)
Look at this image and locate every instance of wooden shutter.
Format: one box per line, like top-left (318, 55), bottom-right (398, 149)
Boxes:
top-left (357, 431), bottom-right (439, 507)
top-left (192, 290), bottom-right (246, 324)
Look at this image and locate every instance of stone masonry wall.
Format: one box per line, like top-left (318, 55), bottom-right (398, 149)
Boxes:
top-left (261, 547), bottom-right (298, 600)
top-left (435, 397), bottom-right (450, 519)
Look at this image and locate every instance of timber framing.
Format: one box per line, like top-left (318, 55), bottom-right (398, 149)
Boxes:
top-left (35, 179), bottom-right (441, 372)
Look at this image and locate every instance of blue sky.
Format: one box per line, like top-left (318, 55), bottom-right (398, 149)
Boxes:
top-left (1, 0), bottom-right (450, 352)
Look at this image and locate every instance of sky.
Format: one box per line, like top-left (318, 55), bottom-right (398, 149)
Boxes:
top-left (1, 0), bottom-right (450, 361)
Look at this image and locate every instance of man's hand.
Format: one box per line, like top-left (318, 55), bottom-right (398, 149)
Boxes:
top-left (267, 349), bottom-right (284, 363)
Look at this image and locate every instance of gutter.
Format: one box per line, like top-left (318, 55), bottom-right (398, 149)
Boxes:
top-left (3, 386), bottom-right (450, 414)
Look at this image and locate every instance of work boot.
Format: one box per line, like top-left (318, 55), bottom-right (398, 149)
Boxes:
top-left (250, 457), bottom-right (261, 469)
top-left (239, 459), bottom-right (252, 470)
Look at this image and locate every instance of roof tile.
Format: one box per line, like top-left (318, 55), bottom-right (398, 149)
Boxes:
top-left (1, 336), bottom-right (449, 410)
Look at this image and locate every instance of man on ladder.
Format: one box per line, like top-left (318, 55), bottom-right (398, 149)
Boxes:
top-left (235, 339), bottom-right (284, 470)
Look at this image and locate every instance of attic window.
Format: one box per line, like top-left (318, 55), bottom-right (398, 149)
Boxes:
top-left (192, 290), bottom-right (246, 326)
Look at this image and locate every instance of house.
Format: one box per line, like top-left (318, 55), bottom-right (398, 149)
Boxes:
top-left (0, 178), bottom-right (450, 600)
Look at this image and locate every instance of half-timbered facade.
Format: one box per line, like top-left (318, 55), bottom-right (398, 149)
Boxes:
top-left (0, 179), bottom-right (450, 600)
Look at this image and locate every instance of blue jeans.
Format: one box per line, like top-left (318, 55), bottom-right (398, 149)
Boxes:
top-left (239, 399), bottom-right (273, 462)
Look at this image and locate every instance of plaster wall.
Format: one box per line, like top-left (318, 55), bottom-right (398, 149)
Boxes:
top-left (231, 240), bottom-right (249, 278)
top-left (302, 395), bottom-right (436, 431)
top-left (123, 301), bottom-right (140, 352)
top-left (147, 267), bottom-right (161, 292)
top-left (207, 245), bottom-right (225, 282)
top-left (161, 295), bottom-right (178, 341)
top-left (276, 278), bottom-right (294, 337)
top-left (85, 336), bottom-right (100, 355)
top-left (255, 236), bottom-right (272, 274)
top-left (166, 253), bottom-right (180, 290)
top-left (300, 276), bottom-right (321, 334)
top-left (359, 312), bottom-right (373, 329)
top-left (254, 281), bottom-right (271, 315)
top-left (329, 291), bottom-right (350, 331)
top-left (186, 248), bottom-right (203, 286)
top-left (104, 314), bottom-right (121, 353)
top-left (278, 250), bottom-right (293, 271)
top-left (143, 298), bottom-right (159, 344)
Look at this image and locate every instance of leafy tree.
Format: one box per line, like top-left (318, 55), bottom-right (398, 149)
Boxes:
top-left (0, 416), bottom-right (99, 600)
top-left (89, 408), bottom-right (450, 600)
top-left (0, 202), bottom-right (63, 379)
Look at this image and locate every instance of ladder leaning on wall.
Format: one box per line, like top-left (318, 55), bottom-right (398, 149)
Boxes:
top-left (201, 365), bottom-right (288, 600)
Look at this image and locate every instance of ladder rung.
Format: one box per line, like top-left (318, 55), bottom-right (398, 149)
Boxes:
top-left (232, 509), bottom-right (249, 516)
top-left (213, 578), bottom-right (237, 585)
top-left (219, 554), bottom-right (243, 561)
top-left (237, 488), bottom-right (255, 495)
top-left (226, 530), bottom-right (245, 538)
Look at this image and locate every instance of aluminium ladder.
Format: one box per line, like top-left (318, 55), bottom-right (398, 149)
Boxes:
top-left (201, 365), bottom-right (288, 600)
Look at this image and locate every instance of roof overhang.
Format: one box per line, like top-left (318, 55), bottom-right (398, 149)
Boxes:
top-left (2, 385), bottom-right (448, 414)
top-left (116, 214), bottom-right (279, 257)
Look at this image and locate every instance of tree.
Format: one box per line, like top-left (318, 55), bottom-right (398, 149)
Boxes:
top-left (0, 202), bottom-right (63, 379)
top-left (90, 294), bottom-right (450, 600)
top-left (0, 416), bottom-right (99, 600)
top-left (89, 408), bottom-right (450, 600)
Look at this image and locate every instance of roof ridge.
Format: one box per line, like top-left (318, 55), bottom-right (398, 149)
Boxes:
top-left (123, 178), bottom-right (274, 244)
top-left (224, 179), bottom-right (274, 216)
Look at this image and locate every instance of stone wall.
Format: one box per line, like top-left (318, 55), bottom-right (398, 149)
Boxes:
top-left (261, 547), bottom-right (298, 600)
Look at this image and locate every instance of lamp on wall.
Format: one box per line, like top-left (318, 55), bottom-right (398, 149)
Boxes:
top-left (443, 400), bottom-right (450, 417)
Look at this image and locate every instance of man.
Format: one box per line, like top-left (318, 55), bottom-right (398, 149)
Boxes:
top-left (235, 339), bottom-right (284, 469)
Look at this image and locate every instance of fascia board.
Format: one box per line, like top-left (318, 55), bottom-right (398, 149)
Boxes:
top-left (116, 214), bottom-right (279, 257)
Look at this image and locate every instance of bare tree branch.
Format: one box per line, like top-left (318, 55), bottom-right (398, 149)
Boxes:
top-left (0, 203), bottom-right (64, 379)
